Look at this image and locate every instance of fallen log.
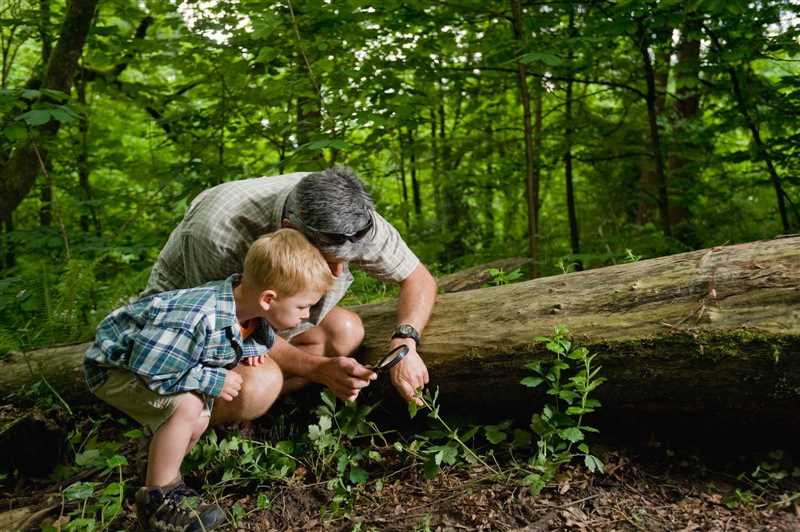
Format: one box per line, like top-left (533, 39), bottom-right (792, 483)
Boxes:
top-left (437, 257), bottom-right (531, 293)
top-left (2, 236), bottom-right (799, 436)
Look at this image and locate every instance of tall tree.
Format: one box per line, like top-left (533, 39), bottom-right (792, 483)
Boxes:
top-left (510, 0), bottom-right (540, 276)
top-left (0, 0), bottom-right (99, 218)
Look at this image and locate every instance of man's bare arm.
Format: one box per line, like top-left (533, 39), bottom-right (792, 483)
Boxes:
top-left (389, 263), bottom-right (437, 403)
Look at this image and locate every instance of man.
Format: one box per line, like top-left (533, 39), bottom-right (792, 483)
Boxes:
top-left (144, 166), bottom-right (437, 421)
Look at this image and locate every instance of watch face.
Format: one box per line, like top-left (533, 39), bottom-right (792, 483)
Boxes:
top-left (398, 325), bottom-right (415, 336)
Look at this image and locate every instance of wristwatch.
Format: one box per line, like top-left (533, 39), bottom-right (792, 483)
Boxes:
top-left (392, 324), bottom-right (421, 346)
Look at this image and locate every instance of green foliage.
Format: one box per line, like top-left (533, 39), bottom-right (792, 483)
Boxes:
top-left (518, 326), bottom-right (606, 495)
top-left (408, 387), bottom-right (498, 479)
top-left (306, 390), bottom-right (386, 513)
top-left (186, 429), bottom-right (298, 490)
top-left (482, 267), bottom-right (523, 287)
top-left (0, 252), bottom-right (151, 353)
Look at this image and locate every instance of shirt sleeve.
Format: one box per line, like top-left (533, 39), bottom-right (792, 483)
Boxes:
top-left (351, 212), bottom-right (420, 283)
top-left (129, 320), bottom-right (227, 397)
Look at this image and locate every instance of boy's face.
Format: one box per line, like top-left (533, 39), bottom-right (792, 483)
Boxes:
top-left (264, 289), bottom-right (324, 331)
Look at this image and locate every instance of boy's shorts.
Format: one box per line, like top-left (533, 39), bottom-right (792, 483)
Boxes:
top-left (93, 369), bottom-right (212, 433)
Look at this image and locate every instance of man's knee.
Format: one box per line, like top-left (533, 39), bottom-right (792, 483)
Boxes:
top-left (212, 358), bottom-right (283, 424)
top-left (321, 308), bottom-right (364, 355)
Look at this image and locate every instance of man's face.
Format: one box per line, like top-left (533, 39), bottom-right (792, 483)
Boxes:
top-left (265, 289), bottom-right (324, 331)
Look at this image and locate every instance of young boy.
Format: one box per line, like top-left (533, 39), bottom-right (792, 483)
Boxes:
top-left (84, 228), bottom-right (335, 532)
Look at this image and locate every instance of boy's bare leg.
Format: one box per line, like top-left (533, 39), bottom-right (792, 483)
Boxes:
top-left (282, 306), bottom-right (365, 394)
top-left (146, 393), bottom-right (208, 486)
top-left (210, 356), bottom-right (284, 425)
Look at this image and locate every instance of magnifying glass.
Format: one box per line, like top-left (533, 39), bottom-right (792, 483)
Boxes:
top-left (365, 345), bottom-right (410, 374)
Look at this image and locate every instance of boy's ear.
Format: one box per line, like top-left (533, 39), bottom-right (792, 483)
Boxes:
top-left (259, 289), bottom-right (277, 310)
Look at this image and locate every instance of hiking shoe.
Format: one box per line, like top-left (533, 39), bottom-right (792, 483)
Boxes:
top-left (135, 481), bottom-right (225, 532)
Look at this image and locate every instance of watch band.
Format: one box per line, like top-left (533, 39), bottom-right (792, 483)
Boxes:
top-left (392, 324), bottom-right (421, 346)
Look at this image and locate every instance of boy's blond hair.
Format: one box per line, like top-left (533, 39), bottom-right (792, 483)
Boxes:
top-left (243, 228), bottom-right (335, 296)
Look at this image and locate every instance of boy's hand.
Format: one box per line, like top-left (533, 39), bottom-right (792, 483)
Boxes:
top-left (316, 357), bottom-right (376, 402)
top-left (219, 370), bottom-right (243, 401)
top-left (242, 355), bottom-right (267, 366)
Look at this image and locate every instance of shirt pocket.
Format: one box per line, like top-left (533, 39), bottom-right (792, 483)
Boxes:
top-left (201, 329), bottom-right (238, 368)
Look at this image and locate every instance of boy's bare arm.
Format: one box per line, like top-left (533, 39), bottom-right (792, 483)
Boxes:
top-left (267, 336), bottom-right (375, 401)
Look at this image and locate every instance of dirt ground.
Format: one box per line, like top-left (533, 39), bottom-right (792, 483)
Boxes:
top-left (1, 404), bottom-right (799, 531)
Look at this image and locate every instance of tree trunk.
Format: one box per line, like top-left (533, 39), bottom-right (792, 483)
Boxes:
top-left (564, 10), bottom-right (580, 267)
top-left (3, 236), bottom-right (798, 436)
top-left (636, 20), bottom-right (671, 237)
top-left (398, 129), bottom-right (410, 231)
top-left (510, 0), bottom-right (540, 276)
top-left (429, 107), bottom-right (442, 221)
top-left (407, 128), bottom-right (422, 217)
top-left (1, 212), bottom-right (14, 269)
top-left (668, 15), bottom-right (701, 233)
top-left (0, 0), bottom-right (99, 218)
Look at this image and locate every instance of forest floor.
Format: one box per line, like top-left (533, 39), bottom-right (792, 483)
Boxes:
top-left (1, 400), bottom-right (799, 532)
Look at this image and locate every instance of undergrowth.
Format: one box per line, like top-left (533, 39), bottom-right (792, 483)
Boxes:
top-left (3, 326), bottom-right (621, 530)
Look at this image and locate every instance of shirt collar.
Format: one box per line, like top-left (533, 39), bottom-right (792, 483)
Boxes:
top-left (217, 273), bottom-right (274, 348)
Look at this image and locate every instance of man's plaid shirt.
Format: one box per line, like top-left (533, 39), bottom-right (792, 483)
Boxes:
top-left (84, 275), bottom-right (275, 398)
top-left (143, 172), bottom-right (420, 338)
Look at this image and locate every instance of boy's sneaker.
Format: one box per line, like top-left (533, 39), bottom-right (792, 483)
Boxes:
top-left (135, 481), bottom-right (225, 532)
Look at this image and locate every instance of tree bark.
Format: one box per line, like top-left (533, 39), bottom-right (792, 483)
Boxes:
top-left (3, 236), bottom-right (798, 435)
top-left (564, 10), bottom-right (580, 267)
top-left (0, 0), bottom-right (98, 218)
top-left (636, 19), bottom-right (671, 237)
top-left (667, 15), bottom-right (701, 233)
top-left (510, 0), bottom-right (540, 276)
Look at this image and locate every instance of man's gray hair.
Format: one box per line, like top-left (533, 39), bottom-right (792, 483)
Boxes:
top-left (285, 166), bottom-right (375, 259)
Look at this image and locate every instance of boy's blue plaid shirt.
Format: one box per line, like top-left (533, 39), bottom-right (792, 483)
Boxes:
top-left (84, 274), bottom-right (275, 398)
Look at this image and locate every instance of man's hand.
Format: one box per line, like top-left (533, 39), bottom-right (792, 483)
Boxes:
top-left (389, 337), bottom-right (429, 405)
top-left (315, 357), bottom-right (376, 402)
top-left (242, 354), bottom-right (268, 366)
top-left (219, 370), bottom-right (243, 401)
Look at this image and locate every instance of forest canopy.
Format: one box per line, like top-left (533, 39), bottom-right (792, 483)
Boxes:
top-left (1, 0), bottom-right (798, 353)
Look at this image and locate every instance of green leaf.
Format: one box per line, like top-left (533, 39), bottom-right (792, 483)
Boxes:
top-left (423, 458), bottom-right (439, 479)
top-left (49, 107), bottom-right (79, 124)
top-left (524, 360), bottom-right (543, 373)
top-left (484, 425), bottom-right (507, 444)
top-left (20, 109), bottom-right (51, 126)
top-left (75, 449), bottom-right (102, 467)
top-left (64, 481), bottom-right (95, 501)
top-left (512, 429), bottom-right (532, 448)
top-left (105, 454), bottom-right (128, 468)
top-left (408, 399), bottom-right (419, 419)
top-left (321, 389), bottom-right (336, 411)
top-left (584, 454), bottom-right (604, 473)
top-left (560, 427), bottom-right (584, 443)
top-left (257, 494), bottom-right (270, 509)
top-left (349, 466), bottom-right (369, 484)
top-left (546, 341), bottom-right (566, 354)
top-left (3, 123), bottom-right (27, 141)
top-left (520, 376), bottom-right (544, 388)
top-left (519, 51), bottom-right (563, 66)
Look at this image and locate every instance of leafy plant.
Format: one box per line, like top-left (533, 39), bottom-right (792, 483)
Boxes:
top-left (518, 326), bottom-right (606, 494)
top-left (306, 390), bottom-right (386, 513)
top-left (408, 387), bottom-right (500, 479)
top-left (482, 267), bottom-right (523, 287)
